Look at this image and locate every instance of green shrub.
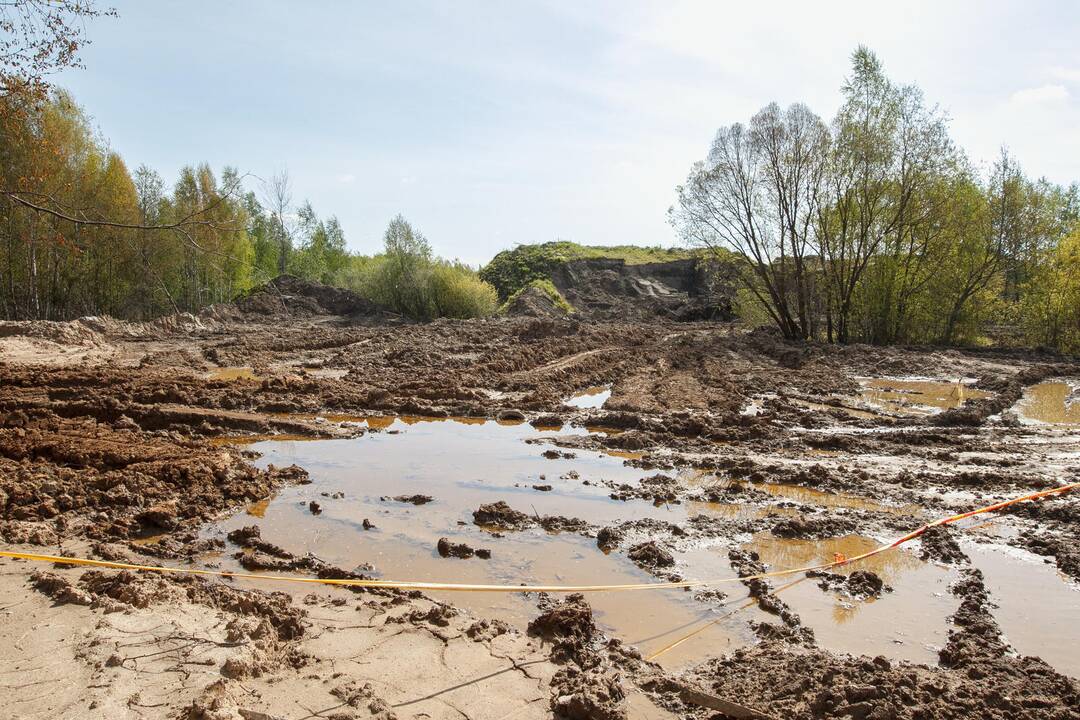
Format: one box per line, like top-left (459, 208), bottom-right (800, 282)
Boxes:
top-left (430, 262), bottom-right (499, 319)
top-left (346, 216), bottom-right (498, 321)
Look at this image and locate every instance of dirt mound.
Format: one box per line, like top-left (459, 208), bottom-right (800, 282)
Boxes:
top-left (505, 285), bottom-right (568, 317)
top-left (548, 258), bottom-right (737, 321)
top-left (234, 275), bottom-right (392, 318)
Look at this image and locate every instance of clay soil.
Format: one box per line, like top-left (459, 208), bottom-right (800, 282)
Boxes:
top-left (1, 284), bottom-right (1079, 719)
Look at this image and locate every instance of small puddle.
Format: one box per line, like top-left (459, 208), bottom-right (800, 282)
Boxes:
top-left (688, 475), bottom-right (921, 517)
top-left (744, 533), bottom-right (956, 664)
top-left (966, 543), bottom-right (1080, 678)
top-left (1015, 381), bottom-right (1080, 425)
top-left (207, 366), bottom-right (260, 382)
top-left (685, 500), bottom-right (799, 521)
top-left (566, 385), bottom-right (612, 409)
top-left (748, 481), bottom-right (923, 517)
top-left (859, 378), bottom-right (989, 416)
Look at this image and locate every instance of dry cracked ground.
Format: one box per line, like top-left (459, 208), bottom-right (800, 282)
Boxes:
top-left (1, 282), bottom-right (1079, 720)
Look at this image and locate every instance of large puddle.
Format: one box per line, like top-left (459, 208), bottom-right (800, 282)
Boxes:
top-left (1015, 381), bottom-right (1080, 425)
top-left (204, 415), bottom-right (1077, 676)
top-left (211, 417), bottom-right (765, 667)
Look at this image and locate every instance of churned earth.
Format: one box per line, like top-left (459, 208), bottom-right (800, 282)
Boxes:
top-left (1, 278), bottom-right (1079, 719)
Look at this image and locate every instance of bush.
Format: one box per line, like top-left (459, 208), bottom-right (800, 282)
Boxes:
top-left (430, 262), bottom-right (499, 319)
top-left (349, 216), bottom-right (498, 321)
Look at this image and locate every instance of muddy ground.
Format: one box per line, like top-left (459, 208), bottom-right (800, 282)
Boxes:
top-left (1, 280), bottom-right (1079, 719)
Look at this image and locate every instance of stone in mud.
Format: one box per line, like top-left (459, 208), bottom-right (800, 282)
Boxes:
top-left (596, 526), bottom-right (623, 552)
top-left (473, 501), bottom-right (535, 530)
top-left (308, 500), bottom-right (321, 514)
top-left (530, 414), bottom-right (564, 429)
top-left (362, 518), bottom-right (375, 530)
top-left (627, 540), bottom-right (674, 568)
top-left (533, 484), bottom-right (553, 491)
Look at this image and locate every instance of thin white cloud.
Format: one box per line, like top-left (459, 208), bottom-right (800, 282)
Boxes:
top-left (1048, 66), bottom-right (1080, 84)
top-left (336, 173), bottom-right (356, 184)
top-left (1010, 84), bottom-right (1069, 105)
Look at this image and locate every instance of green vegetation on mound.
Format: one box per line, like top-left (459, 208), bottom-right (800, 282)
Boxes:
top-left (480, 241), bottom-right (701, 300)
top-left (500, 278), bottom-right (575, 314)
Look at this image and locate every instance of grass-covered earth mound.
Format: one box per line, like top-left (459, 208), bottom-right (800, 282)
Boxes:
top-left (480, 241), bottom-right (703, 301)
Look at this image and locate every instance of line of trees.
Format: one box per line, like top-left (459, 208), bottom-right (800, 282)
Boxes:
top-left (0, 90), bottom-right (496, 321)
top-left (671, 47), bottom-right (1080, 351)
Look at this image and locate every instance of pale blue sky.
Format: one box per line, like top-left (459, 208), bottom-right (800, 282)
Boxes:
top-left (57, 1), bottom-right (1080, 265)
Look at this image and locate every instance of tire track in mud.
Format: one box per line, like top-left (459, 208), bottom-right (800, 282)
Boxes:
top-left (510, 347), bottom-right (619, 379)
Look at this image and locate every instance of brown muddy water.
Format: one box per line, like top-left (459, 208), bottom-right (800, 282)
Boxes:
top-left (965, 542), bottom-right (1080, 677)
top-left (859, 378), bottom-right (990, 415)
top-left (1016, 380), bottom-right (1080, 425)
top-left (206, 365), bottom-right (260, 381)
top-left (206, 416), bottom-right (1078, 675)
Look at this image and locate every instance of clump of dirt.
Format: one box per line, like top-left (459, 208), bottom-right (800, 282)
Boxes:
top-left (771, 516), bottom-right (858, 539)
top-left (436, 537), bottom-right (491, 559)
top-left (550, 664), bottom-right (628, 720)
top-left (382, 494), bottom-right (434, 504)
top-left (626, 540), bottom-right (674, 569)
top-left (529, 593), bottom-right (597, 657)
top-left (330, 680), bottom-right (398, 718)
top-left (596, 526), bottom-right (623, 552)
top-left (466, 618), bottom-right (513, 641)
top-left (808, 568), bottom-right (890, 599)
top-left (30, 570), bottom-right (93, 605)
top-left (528, 594), bottom-right (629, 719)
top-left (388, 603), bottom-right (458, 628)
top-left (919, 524), bottom-right (967, 564)
top-left (473, 501), bottom-right (535, 530)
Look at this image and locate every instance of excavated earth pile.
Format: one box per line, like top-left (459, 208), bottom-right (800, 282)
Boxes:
top-left (1, 291), bottom-right (1079, 719)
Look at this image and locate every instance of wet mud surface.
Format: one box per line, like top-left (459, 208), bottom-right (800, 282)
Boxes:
top-left (1, 289), bottom-right (1079, 718)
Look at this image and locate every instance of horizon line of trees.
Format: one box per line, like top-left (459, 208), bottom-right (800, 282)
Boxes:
top-left (0, 90), bottom-right (497, 322)
top-left (671, 46), bottom-right (1080, 352)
